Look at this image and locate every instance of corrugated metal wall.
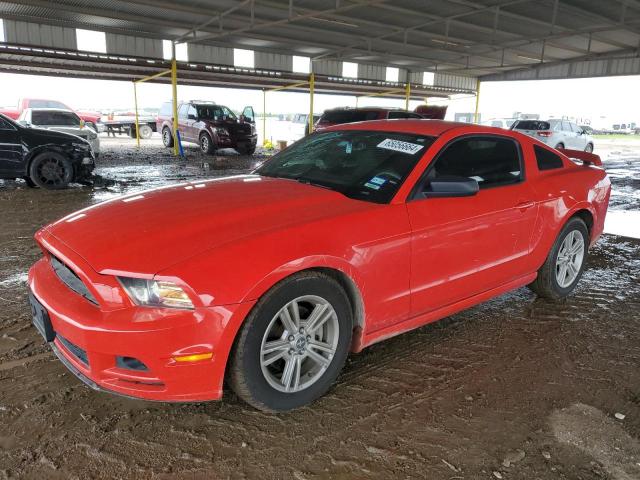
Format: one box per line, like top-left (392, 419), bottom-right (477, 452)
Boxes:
top-left (105, 33), bottom-right (162, 58)
top-left (3, 20), bottom-right (76, 49)
top-left (357, 64), bottom-right (386, 81)
top-left (255, 51), bottom-right (292, 71)
top-left (187, 44), bottom-right (234, 65)
top-left (434, 73), bottom-right (477, 90)
top-left (312, 59), bottom-right (342, 76)
top-left (483, 55), bottom-right (640, 81)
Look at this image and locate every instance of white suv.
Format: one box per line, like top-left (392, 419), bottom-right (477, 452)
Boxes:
top-left (511, 119), bottom-right (594, 152)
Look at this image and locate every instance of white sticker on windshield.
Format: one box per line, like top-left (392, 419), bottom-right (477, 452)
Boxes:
top-left (377, 138), bottom-right (424, 155)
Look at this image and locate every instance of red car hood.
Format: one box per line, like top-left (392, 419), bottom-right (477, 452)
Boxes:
top-left (45, 175), bottom-right (369, 275)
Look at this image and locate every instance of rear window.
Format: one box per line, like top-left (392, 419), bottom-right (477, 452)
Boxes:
top-left (534, 145), bottom-right (564, 171)
top-left (32, 111), bottom-right (80, 126)
top-left (513, 120), bottom-right (550, 131)
top-left (320, 110), bottom-right (380, 124)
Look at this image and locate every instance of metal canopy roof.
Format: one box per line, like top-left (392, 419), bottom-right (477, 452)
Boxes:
top-left (1, 0), bottom-right (639, 82)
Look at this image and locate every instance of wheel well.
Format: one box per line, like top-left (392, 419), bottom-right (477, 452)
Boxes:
top-left (308, 267), bottom-right (364, 332)
top-left (571, 209), bottom-right (594, 238)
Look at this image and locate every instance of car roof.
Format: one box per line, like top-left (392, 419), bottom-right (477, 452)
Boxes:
top-left (26, 108), bottom-right (75, 112)
top-left (324, 107), bottom-right (410, 113)
top-left (323, 119), bottom-right (477, 136)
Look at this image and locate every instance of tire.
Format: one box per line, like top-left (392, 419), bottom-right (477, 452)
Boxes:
top-left (229, 271), bottom-right (353, 412)
top-left (555, 143), bottom-right (565, 149)
top-left (23, 177), bottom-right (37, 188)
top-left (237, 144), bottom-right (256, 156)
top-left (28, 151), bottom-right (74, 190)
top-left (139, 124), bottom-right (153, 139)
top-left (585, 143), bottom-right (594, 153)
top-left (528, 217), bottom-right (589, 300)
top-left (162, 127), bottom-right (174, 148)
top-left (199, 132), bottom-right (216, 154)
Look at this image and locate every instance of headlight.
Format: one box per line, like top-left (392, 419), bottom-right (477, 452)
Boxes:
top-left (215, 127), bottom-right (229, 136)
top-left (72, 141), bottom-right (90, 150)
top-left (118, 277), bottom-right (194, 309)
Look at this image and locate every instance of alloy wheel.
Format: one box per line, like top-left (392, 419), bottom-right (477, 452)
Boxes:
top-left (260, 295), bottom-right (339, 393)
top-left (35, 156), bottom-right (68, 187)
top-left (555, 230), bottom-right (585, 288)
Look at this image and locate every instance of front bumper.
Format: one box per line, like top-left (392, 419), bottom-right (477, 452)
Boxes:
top-left (28, 242), bottom-right (255, 402)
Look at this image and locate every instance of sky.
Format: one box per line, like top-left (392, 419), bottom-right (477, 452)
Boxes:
top-left (0, 71), bottom-right (639, 128)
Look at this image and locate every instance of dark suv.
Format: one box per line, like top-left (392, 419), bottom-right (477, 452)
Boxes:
top-left (315, 107), bottom-right (423, 132)
top-left (157, 101), bottom-right (258, 155)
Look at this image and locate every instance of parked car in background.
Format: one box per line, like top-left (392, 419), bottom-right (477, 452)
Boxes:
top-left (28, 120), bottom-right (609, 411)
top-left (315, 107), bottom-right (423, 131)
top-left (511, 119), bottom-right (594, 152)
top-left (0, 99), bottom-right (102, 132)
top-left (157, 101), bottom-right (258, 155)
top-left (481, 118), bottom-right (517, 129)
top-left (413, 105), bottom-right (447, 119)
top-left (18, 108), bottom-right (100, 157)
top-left (0, 113), bottom-right (94, 189)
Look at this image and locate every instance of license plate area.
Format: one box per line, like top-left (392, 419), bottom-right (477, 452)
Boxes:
top-left (29, 291), bottom-right (56, 342)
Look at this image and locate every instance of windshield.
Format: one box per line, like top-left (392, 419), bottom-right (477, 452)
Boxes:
top-left (32, 111), bottom-right (81, 126)
top-left (256, 130), bottom-right (435, 204)
top-left (197, 105), bottom-right (236, 121)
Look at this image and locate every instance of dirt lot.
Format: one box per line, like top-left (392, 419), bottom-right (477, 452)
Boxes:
top-left (0, 137), bottom-right (639, 479)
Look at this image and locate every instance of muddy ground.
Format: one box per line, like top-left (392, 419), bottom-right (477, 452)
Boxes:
top-left (0, 137), bottom-right (639, 479)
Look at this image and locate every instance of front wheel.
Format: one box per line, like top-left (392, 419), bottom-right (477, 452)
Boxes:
top-left (555, 142), bottom-right (565, 150)
top-left (162, 127), bottom-right (174, 148)
top-left (585, 143), bottom-right (594, 153)
top-left (528, 217), bottom-right (589, 300)
top-left (200, 133), bottom-right (216, 154)
top-left (229, 271), bottom-right (353, 412)
top-left (28, 151), bottom-right (74, 189)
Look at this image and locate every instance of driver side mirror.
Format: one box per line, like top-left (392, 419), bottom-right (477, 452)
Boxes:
top-left (421, 176), bottom-right (479, 198)
top-left (18, 120), bottom-right (31, 127)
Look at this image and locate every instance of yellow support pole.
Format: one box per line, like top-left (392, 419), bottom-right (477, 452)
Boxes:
top-left (262, 89), bottom-right (267, 147)
top-left (308, 72), bottom-right (315, 135)
top-left (133, 82), bottom-right (140, 148)
top-left (405, 82), bottom-right (411, 111)
top-left (473, 78), bottom-right (481, 124)
top-left (171, 43), bottom-right (179, 157)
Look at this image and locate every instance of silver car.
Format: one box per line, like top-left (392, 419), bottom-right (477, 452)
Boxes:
top-left (18, 108), bottom-right (100, 157)
top-left (511, 119), bottom-right (594, 152)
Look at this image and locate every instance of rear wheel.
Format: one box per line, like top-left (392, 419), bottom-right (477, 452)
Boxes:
top-left (199, 133), bottom-right (216, 154)
top-left (229, 271), bottom-right (352, 412)
top-left (28, 151), bottom-right (73, 190)
top-left (585, 143), bottom-right (594, 153)
top-left (162, 127), bottom-right (174, 148)
top-left (528, 217), bottom-right (589, 300)
top-left (555, 142), bottom-right (565, 149)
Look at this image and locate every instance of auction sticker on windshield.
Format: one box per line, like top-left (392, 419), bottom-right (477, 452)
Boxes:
top-left (377, 138), bottom-right (424, 155)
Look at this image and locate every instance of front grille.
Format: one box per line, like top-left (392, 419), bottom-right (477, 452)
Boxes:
top-left (50, 255), bottom-right (98, 305)
top-left (57, 334), bottom-right (89, 366)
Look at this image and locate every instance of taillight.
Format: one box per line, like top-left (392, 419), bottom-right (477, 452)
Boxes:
top-left (537, 131), bottom-right (552, 137)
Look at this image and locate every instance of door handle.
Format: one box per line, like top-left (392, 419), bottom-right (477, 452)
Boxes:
top-left (516, 200), bottom-right (535, 211)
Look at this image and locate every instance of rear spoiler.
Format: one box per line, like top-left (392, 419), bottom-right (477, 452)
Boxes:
top-left (558, 148), bottom-right (602, 166)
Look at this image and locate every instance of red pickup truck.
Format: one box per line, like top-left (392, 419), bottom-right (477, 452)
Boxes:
top-left (0, 99), bottom-right (101, 131)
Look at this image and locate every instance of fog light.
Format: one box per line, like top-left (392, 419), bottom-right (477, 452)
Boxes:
top-left (173, 352), bottom-right (213, 363)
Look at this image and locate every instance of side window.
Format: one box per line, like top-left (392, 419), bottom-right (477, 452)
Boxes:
top-left (178, 104), bottom-right (189, 119)
top-left (569, 123), bottom-right (580, 133)
top-left (187, 105), bottom-right (197, 119)
top-left (428, 136), bottom-right (522, 189)
top-left (407, 113), bottom-right (423, 119)
top-left (534, 145), bottom-right (564, 170)
top-left (561, 121), bottom-right (571, 131)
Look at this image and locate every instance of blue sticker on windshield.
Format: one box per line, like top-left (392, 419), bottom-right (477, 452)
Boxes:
top-left (370, 176), bottom-right (386, 186)
top-left (364, 182), bottom-right (381, 190)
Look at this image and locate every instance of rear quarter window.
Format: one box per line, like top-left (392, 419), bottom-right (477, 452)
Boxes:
top-left (534, 145), bottom-right (564, 171)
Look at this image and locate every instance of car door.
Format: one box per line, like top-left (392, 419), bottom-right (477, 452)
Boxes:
top-left (0, 116), bottom-right (24, 175)
top-left (406, 134), bottom-right (538, 316)
top-left (570, 123), bottom-right (587, 149)
top-left (242, 106), bottom-right (255, 124)
top-left (177, 104), bottom-right (191, 142)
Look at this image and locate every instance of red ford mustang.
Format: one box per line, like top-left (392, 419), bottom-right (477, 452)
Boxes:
top-left (28, 120), bottom-right (610, 412)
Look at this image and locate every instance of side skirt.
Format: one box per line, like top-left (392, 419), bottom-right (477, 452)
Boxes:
top-left (358, 273), bottom-right (537, 351)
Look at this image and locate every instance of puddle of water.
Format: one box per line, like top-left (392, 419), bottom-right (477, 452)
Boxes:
top-left (0, 272), bottom-right (28, 288)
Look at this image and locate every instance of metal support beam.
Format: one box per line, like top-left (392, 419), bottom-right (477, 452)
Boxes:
top-left (473, 79), bottom-right (481, 124)
top-left (308, 72), bottom-right (315, 135)
top-left (133, 82), bottom-right (140, 148)
top-left (405, 81), bottom-right (411, 111)
top-left (171, 42), bottom-right (179, 157)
